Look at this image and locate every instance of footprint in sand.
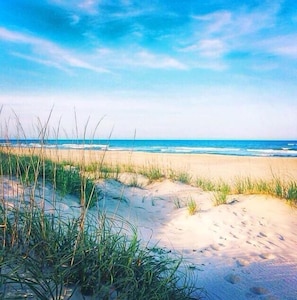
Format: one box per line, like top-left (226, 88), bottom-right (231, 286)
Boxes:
top-left (210, 244), bottom-right (220, 251)
top-left (229, 232), bottom-right (241, 239)
top-left (236, 258), bottom-right (249, 267)
top-left (250, 286), bottom-right (269, 295)
top-left (276, 234), bottom-right (285, 241)
top-left (258, 231), bottom-right (267, 238)
top-left (259, 253), bottom-right (275, 260)
top-left (224, 273), bottom-right (241, 284)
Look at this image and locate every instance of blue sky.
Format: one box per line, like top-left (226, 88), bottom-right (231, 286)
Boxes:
top-left (0, 0), bottom-right (296, 139)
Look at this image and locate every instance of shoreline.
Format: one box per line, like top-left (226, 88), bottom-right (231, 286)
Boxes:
top-left (3, 147), bottom-right (297, 183)
top-left (2, 139), bottom-right (297, 158)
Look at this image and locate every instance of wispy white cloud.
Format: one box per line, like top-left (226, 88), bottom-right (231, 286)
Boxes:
top-left (11, 52), bottom-right (72, 74)
top-left (70, 14), bottom-right (80, 25)
top-left (183, 2), bottom-right (283, 69)
top-left (0, 26), bottom-right (186, 73)
top-left (193, 10), bottom-right (232, 34)
top-left (91, 47), bottom-right (187, 70)
top-left (0, 27), bottom-right (40, 44)
top-left (49, 0), bottom-right (153, 18)
top-left (0, 27), bottom-right (109, 73)
top-left (49, 0), bottom-right (100, 14)
top-left (259, 34), bottom-right (297, 59)
top-left (78, 0), bottom-right (98, 11)
top-left (135, 50), bottom-right (187, 70)
top-left (197, 39), bottom-right (226, 58)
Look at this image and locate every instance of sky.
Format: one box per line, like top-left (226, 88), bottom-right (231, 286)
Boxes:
top-left (0, 0), bottom-right (297, 139)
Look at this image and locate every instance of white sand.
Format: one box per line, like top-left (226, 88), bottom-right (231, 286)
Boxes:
top-left (96, 174), bottom-right (297, 300)
top-left (1, 172), bottom-right (297, 300)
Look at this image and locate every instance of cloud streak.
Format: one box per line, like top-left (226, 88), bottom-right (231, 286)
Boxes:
top-left (181, 2), bottom-right (287, 71)
top-left (0, 27), bottom-right (109, 73)
top-left (259, 34), bottom-right (297, 59)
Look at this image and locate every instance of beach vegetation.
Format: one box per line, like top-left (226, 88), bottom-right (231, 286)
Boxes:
top-left (195, 177), bottom-right (216, 191)
top-left (170, 170), bottom-right (192, 185)
top-left (286, 181), bottom-right (297, 205)
top-left (0, 151), bottom-right (199, 298)
top-left (212, 182), bottom-right (230, 206)
top-left (0, 112), bottom-right (199, 299)
top-left (254, 179), bottom-right (270, 194)
top-left (0, 203), bottom-right (198, 299)
top-left (85, 162), bottom-right (121, 180)
top-left (127, 174), bottom-right (143, 188)
top-left (0, 151), bottom-right (99, 208)
top-left (274, 178), bottom-right (283, 198)
top-left (217, 182), bottom-right (231, 195)
top-left (234, 177), bottom-right (250, 194)
top-left (213, 191), bottom-right (228, 206)
top-left (232, 176), bottom-right (297, 206)
top-left (122, 163), bottom-right (137, 174)
top-left (194, 175), bottom-right (297, 206)
top-left (187, 198), bottom-right (198, 215)
top-left (139, 164), bottom-right (164, 182)
top-left (173, 197), bottom-right (184, 209)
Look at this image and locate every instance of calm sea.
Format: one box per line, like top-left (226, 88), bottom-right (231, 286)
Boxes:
top-left (1, 139), bottom-right (297, 157)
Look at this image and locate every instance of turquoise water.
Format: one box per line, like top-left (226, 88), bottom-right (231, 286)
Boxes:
top-left (1, 139), bottom-right (297, 157)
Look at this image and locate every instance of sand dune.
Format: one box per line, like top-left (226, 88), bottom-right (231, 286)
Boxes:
top-left (2, 171), bottom-right (297, 299)
top-left (96, 174), bottom-right (297, 300)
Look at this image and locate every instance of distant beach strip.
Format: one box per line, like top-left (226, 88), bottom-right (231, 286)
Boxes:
top-left (1, 139), bottom-right (297, 157)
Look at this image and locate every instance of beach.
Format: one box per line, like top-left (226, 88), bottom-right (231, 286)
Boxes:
top-left (100, 150), bottom-right (297, 182)
top-left (1, 148), bottom-right (297, 299)
top-left (6, 147), bottom-right (297, 182)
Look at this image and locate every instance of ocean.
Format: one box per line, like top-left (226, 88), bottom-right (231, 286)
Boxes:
top-left (1, 139), bottom-right (297, 157)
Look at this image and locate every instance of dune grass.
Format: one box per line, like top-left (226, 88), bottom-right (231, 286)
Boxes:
top-left (61, 154), bottom-right (296, 208)
top-left (194, 175), bottom-right (297, 206)
top-left (187, 198), bottom-right (198, 216)
top-left (139, 164), bottom-right (165, 182)
top-left (0, 202), bottom-right (197, 299)
top-left (0, 151), bottom-right (98, 208)
top-left (82, 158), bottom-right (297, 207)
top-left (0, 149), bottom-right (198, 299)
top-left (233, 176), bottom-right (297, 206)
top-left (169, 170), bottom-right (192, 185)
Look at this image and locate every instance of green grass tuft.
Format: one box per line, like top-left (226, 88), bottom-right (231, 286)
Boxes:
top-left (195, 177), bottom-right (216, 191)
top-left (187, 198), bottom-right (198, 216)
top-left (139, 165), bottom-right (164, 182)
top-left (0, 204), bottom-right (198, 299)
top-left (0, 151), bottom-right (99, 208)
top-left (170, 170), bottom-right (192, 185)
